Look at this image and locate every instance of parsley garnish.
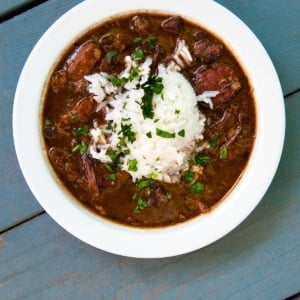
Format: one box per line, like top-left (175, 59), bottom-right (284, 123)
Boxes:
top-left (177, 129), bottom-right (185, 137)
top-left (156, 128), bottom-right (175, 139)
top-left (127, 159), bottom-right (138, 172)
top-left (219, 145), bottom-right (228, 159)
top-left (44, 118), bottom-right (52, 126)
top-left (106, 50), bottom-right (117, 60)
top-left (73, 124), bottom-right (89, 137)
top-left (146, 34), bottom-right (158, 48)
top-left (191, 182), bottom-right (205, 193)
top-left (119, 122), bottom-right (136, 143)
top-left (194, 154), bottom-right (210, 165)
top-left (72, 140), bottom-right (88, 154)
top-left (133, 197), bottom-right (148, 213)
top-left (133, 36), bottom-right (142, 44)
top-left (183, 170), bottom-right (194, 183)
top-left (133, 49), bottom-right (145, 61)
top-left (141, 76), bottom-right (164, 119)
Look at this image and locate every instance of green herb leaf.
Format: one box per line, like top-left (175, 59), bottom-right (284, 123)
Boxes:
top-left (191, 182), bottom-right (205, 193)
top-left (136, 178), bottom-right (154, 190)
top-left (107, 148), bottom-right (122, 162)
top-left (106, 50), bottom-right (117, 60)
top-left (106, 173), bottom-right (116, 181)
top-left (156, 128), bottom-right (175, 139)
top-left (79, 140), bottom-right (88, 154)
top-left (111, 76), bottom-right (128, 87)
top-left (140, 76), bottom-right (164, 119)
top-left (175, 109), bottom-right (180, 114)
top-left (73, 124), bottom-right (89, 136)
top-left (219, 145), bottom-right (228, 159)
top-left (146, 131), bottom-right (152, 138)
top-left (209, 139), bottom-right (218, 149)
top-left (127, 159), bottom-right (138, 172)
top-left (120, 123), bottom-right (136, 143)
top-left (177, 129), bottom-right (185, 137)
top-left (183, 170), bottom-right (194, 183)
top-left (194, 154), bottom-right (210, 165)
top-left (147, 34), bottom-right (158, 48)
top-left (133, 49), bottom-right (145, 61)
top-left (133, 36), bottom-right (142, 44)
top-left (128, 66), bottom-right (140, 81)
top-left (72, 140), bottom-right (88, 154)
top-left (44, 118), bottom-right (52, 126)
top-left (133, 198), bottom-right (148, 213)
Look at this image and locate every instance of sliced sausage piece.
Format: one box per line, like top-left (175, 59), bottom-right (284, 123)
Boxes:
top-left (130, 15), bottom-right (151, 35)
top-left (194, 63), bottom-right (241, 106)
top-left (59, 96), bottom-right (96, 125)
top-left (66, 40), bottom-right (101, 81)
top-left (161, 16), bottom-right (183, 34)
top-left (82, 154), bottom-right (100, 197)
top-left (193, 38), bottom-right (223, 63)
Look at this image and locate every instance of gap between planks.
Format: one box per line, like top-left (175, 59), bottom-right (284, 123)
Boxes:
top-left (0, 0), bottom-right (48, 24)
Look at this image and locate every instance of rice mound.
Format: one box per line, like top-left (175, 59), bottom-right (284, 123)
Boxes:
top-left (86, 61), bottom-right (206, 183)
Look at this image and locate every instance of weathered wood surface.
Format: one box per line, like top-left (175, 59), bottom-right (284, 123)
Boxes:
top-left (0, 0), bottom-right (299, 299)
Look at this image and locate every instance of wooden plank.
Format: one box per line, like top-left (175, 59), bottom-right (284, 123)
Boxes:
top-left (0, 0), bottom-right (81, 231)
top-left (216, 0), bottom-right (300, 95)
top-left (0, 1), bottom-right (47, 21)
top-left (0, 92), bottom-right (299, 300)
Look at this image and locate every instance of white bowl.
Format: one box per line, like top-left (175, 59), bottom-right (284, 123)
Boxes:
top-left (13, 0), bottom-right (285, 258)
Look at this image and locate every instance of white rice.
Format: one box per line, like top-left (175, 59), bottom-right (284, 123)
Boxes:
top-left (85, 57), bottom-right (216, 183)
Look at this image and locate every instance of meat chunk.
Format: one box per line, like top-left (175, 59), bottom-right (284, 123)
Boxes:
top-left (161, 16), bottom-right (183, 34)
top-left (194, 63), bottom-right (241, 106)
top-left (130, 15), bottom-right (151, 35)
top-left (59, 96), bottom-right (96, 125)
top-left (51, 69), bottom-right (67, 93)
top-left (193, 38), bottom-right (223, 63)
top-left (66, 40), bottom-right (101, 81)
top-left (99, 32), bottom-right (126, 52)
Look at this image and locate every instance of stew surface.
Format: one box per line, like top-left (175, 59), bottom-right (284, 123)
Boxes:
top-left (42, 12), bottom-right (256, 227)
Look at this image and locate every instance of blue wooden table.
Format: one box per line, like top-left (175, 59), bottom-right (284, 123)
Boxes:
top-left (1, 0), bottom-right (299, 299)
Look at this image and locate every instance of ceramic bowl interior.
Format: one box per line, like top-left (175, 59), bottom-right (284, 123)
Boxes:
top-left (13, 0), bottom-right (285, 258)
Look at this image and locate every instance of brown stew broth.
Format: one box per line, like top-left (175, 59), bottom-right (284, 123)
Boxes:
top-left (42, 13), bottom-right (256, 227)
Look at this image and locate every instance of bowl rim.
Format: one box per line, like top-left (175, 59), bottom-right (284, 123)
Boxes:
top-left (13, 0), bottom-right (285, 258)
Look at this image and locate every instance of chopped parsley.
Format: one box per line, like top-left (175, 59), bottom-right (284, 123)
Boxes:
top-left (209, 139), bottom-right (218, 149)
top-left (73, 124), bottom-right (89, 137)
top-left (133, 49), bottom-right (145, 61)
top-left (183, 170), bottom-right (194, 183)
top-left (44, 118), bottom-right (52, 126)
top-left (146, 34), bottom-right (158, 48)
top-left (219, 145), bottom-right (228, 159)
top-left (146, 131), bottom-right (152, 138)
top-left (111, 76), bottom-right (127, 87)
top-left (136, 178), bottom-right (154, 190)
top-left (177, 129), bottom-right (185, 137)
top-left (106, 50), bottom-right (117, 60)
top-left (141, 76), bottom-right (164, 119)
top-left (106, 173), bottom-right (116, 181)
top-left (119, 122), bottom-right (136, 143)
top-left (156, 128), bottom-right (175, 139)
top-left (194, 154), bottom-right (210, 165)
top-left (72, 140), bottom-right (88, 154)
top-left (133, 197), bottom-right (148, 213)
top-left (191, 182), bottom-right (205, 193)
top-left (127, 159), bottom-right (138, 172)
top-left (133, 36), bottom-right (142, 44)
